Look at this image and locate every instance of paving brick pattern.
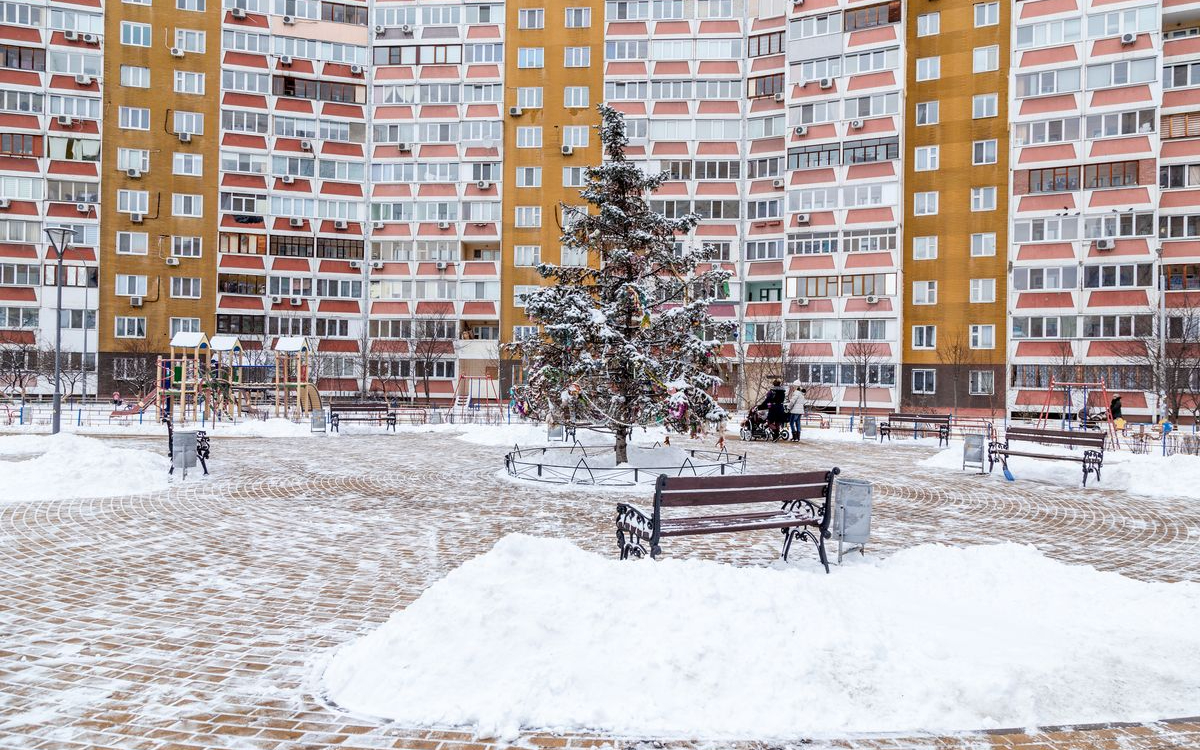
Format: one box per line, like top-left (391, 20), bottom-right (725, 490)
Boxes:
top-left (0, 432), bottom-right (1197, 750)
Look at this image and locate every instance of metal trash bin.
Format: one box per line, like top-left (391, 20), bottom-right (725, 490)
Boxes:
top-left (833, 477), bottom-right (872, 564)
top-left (311, 409), bottom-right (327, 433)
top-left (862, 416), bottom-right (878, 440)
top-left (963, 433), bottom-right (986, 473)
top-left (171, 430), bottom-right (198, 479)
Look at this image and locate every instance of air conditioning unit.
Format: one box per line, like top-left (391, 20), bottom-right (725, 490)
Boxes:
top-left (281, 175), bottom-right (295, 184)
top-left (371, 260), bottom-right (383, 269)
top-left (74, 74), bottom-right (93, 86)
top-left (349, 260), bottom-right (362, 269)
top-left (850, 118), bottom-right (864, 129)
top-left (56, 116), bottom-right (74, 127)
top-left (796, 213), bottom-right (811, 225)
top-left (334, 219), bottom-right (349, 230)
top-left (1121, 32), bottom-right (1137, 45)
top-left (374, 24), bottom-right (386, 35)
top-left (278, 55), bottom-right (293, 66)
top-left (1095, 238), bottom-right (1116, 251)
top-left (772, 178), bottom-right (785, 188)
top-left (130, 213), bottom-right (144, 223)
top-left (396, 142), bottom-right (412, 152)
top-left (270, 295), bottom-right (282, 304)
top-left (372, 221), bottom-right (385, 229)
top-left (561, 145), bottom-right (574, 155)
top-left (126, 168), bottom-right (142, 179)
top-left (75, 203), bottom-right (89, 214)
top-left (82, 34), bottom-right (98, 45)
top-left (231, 7), bottom-right (247, 18)
top-left (477, 180), bottom-right (492, 189)
top-left (866, 295), bottom-right (879, 304)
top-left (64, 31), bottom-right (79, 41)
top-left (794, 125), bottom-right (808, 137)
top-left (819, 77), bottom-right (834, 89)
top-left (773, 92), bottom-right (785, 102)
top-left (350, 64), bottom-right (363, 75)
top-left (797, 297), bottom-right (810, 306)
top-left (437, 221), bottom-right (451, 230)
top-left (508, 106), bottom-right (523, 117)
top-left (130, 296), bottom-right (143, 307)
top-left (436, 261), bottom-right (449, 270)
top-left (178, 132), bottom-right (192, 143)
top-left (170, 47), bottom-right (184, 58)
top-left (282, 14), bottom-right (296, 24)
top-left (165, 257), bottom-right (180, 267)
top-left (0, 199), bottom-right (10, 209)
top-left (299, 140), bottom-right (313, 151)
top-left (289, 217), bottom-right (304, 228)
top-left (290, 297), bottom-right (303, 306)
top-left (400, 24), bottom-right (413, 33)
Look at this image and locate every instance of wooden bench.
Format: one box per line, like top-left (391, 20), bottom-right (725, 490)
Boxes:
top-left (329, 402), bottom-right (397, 432)
top-left (988, 426), bottom-right (1106, 486)
top-left (879, 413), bottom-right (951, 447)
top-left (615, 468), bottom-right (841, 573)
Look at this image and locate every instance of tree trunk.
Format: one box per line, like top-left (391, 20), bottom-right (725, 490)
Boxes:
top-left (614, 427), bottom-right (629, 465)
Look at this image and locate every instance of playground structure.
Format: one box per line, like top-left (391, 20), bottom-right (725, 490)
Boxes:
top-left (452, 374), bottom-right (501, 418)
top-left (109, 333), bottom-right (323, 425)
top-left (1035, 378), bottom-right (1120, 446)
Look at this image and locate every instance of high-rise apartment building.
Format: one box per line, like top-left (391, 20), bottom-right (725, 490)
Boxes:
top-left (0, 0), bottom-right (1193, 421)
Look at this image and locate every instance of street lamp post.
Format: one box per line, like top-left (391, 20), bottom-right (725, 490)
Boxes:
top-left (1156, 245), bottom-right (1167, 424)
top-left (44, 228), bottom-right (76, 435)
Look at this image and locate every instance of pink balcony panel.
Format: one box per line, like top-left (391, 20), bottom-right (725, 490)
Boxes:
top-left (320, 220), bottom-right (360, 234)
top-left (789, 343), bottom-right (834, 357)
top-left (371, 183), bottom-right (412, 198)
top-left (464, 146), bottom-right (499, 158)
top-left (317, 339), bottom-right (359, 353)
top-left (224, 52), bottom-right (268, 69)
top-left (789, 255), bottom-right (836, 272)
top-left (1015, 342), bottom-right (1075, 358)
top-left (224, 93), bottom-right (268, 110)
top-left (321, 182), bottom-right (362, 197)
top-left (0, 114), bottom-right (38, 130)
top-left (1161, 241), bottom-right (1200, 260)
top-left (1087, 341), bottom-right (1143, 358)
top-left (466, 24), bottom-right (500, 39)
top-left (464, 104), bottom-right (499, 119)
top-left (221, 214), bottom-right (264, 229)
top-left (1164, 88), bottom-right (1200, 109)
top-left (1162, 139), bottom-right (1200, 159)
top-left (846, 71), bottom-right (896, 91)
top-left (275, 98), bottom-right (314, 114)
top-left (466, 64), bottom-right (500, 79)
top-left (652, 182), bottom-right (688, 197)
top-left (0, 243), bottom-right (36, 259)
top-left (846, 26), bottom-right (896, 47)
top-left (372, 301), bottom-right (411, 316)
top-left (697, 100), bottom-right (740, 115)
top-left (1088, 187), bottom-right (1149, 208)
top-left (652, 101), bottom-right (690, 116)
top-left (416, 301), bottom-right (455, 316)
top-left (844, 298), bottom-right (893, 313)
top-left (791, 167), bottom-right (837, 185)
top-left (795, 123), bottom-right (837, 141)
top-left (418, 144), bottom-right (458, 158)
top-left (746, 302), bottom-right (782, 318)
top-left (322, 142), bottom-right (363, 158)
top-left (843, 251), bottom-right (893, 269)
top-left (794, 81), bottom-right (834, 98)
top-left (373, 106), bottom-right (413, 120)
top-left (222, 174), bottom-right (267, 190)
top-left (420, 65), bottom-right (460, 79)
top-left (696, 141), bottom-right (740, 155)
top-left (1018, 45), bottom-right (1078, 67)
top-left (417, 222), bottom-right (456, 237)
top-left (606, 21), bottom-right (648, 34)
top-left (373, 224), bottom-right (411, 239)
top-left (1166, 291), bottom-right (1200, 308)
top-left (845, 208), bottom-right (894, 225)
top-left (271, 178), bottom-right (307, 193)
top-left (461, 262), bottom-right (497, 277)
top-left (375, 67), bottom-right (414, 81)
top-left (1165, 36), bottom-right (1200, 59)
top-left (1018, 143), bottom-right (1078, 164)
top-left (1019, 0), bottom-right (1078, 19)
top-left (750, 15), bottom-right (786, 32)
top-left (749, 136), bottom-right (785, 154)
top-left (749, 98), bottom-right (784, 114)
top-left (854, 117), bottom-right (897, 136)
top-left (1086, 290), bottom-right (1148, 308)
top-left (750, 55), bottom-right (786, 73)
top-left (698, 20), bottom-right (740, 33)
top-left (695, 224), bottom-right (738, 237)
top-left (1091, 35), bottom-right (1153, 56)
top-left (1088, 136), bottom-right (1151, 158)
top-left (50, 118), bottom-right (97, 135)
top-left (697, 61), bottom-right (740, 75)
top-left (1019, 94), bottom-right (1077, 116)
top-left (461, 301), bottom-right (497, 316)
top-left (322, 103), bottom-right (363, 119)
top-left (0, 156), bottom-right (36, 173)
top-left (1086, 238), bottom-right (1149, 258)
top-left (695, 182), bottom-right (738, 196)
top-left (748, 261), bottom-right (784, 277)
top-left (318, 299), bottom-right (360, 314)
top-left (1017, 194), bottom-right (1075, 212)
top-left (419, 105), bottom-right (458, 119)
top-left (280, 58), bottom-right (315, 75)
top-left (609, 102), bottom-right (648, 117)
top-left (797, 211), bottom-right (837, 228)
top-left (651, 141), bottom-right (690, 156)
top-left (218, 295), bottom-right (264, 312)
top-left (271, 258), bottom-right (312, 273)
top-left (0, 26), bottom-right (38, 43)
top-left (606, 62), bottom-right (647, 76)
top-left (653, 20), bottom-right (691, 34)
top-left (1016, 292), bottom-right (1074, 308)
top-left (0, 288), bottom-right (35, 304)
top-left (1089, 84), bottom-right (1152, 109)
top-left (219, 255), bottom-right (265, 271)
top-left (845, 162), bottom-right (894, 180)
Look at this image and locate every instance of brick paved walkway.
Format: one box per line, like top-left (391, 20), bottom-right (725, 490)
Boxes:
top-left (0, 431), bottom-right (1197, 750)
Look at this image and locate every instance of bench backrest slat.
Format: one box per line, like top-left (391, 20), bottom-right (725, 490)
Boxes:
top-left (1006, 427), bottom-right (1104, 449)
top-left (657, 470), bottom-right (832, 507)
top-left (888, 413), bottom-right (951, 423)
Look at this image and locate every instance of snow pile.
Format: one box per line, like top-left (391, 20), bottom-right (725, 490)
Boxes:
top-left (207, 418), bottom-right (317, 438)
top-left (921, 440), bottom-right (1200, 498)
top-left (323, 535), bottom-right (1200, 739)
top-left (0, 434), bottom-right (169, 502)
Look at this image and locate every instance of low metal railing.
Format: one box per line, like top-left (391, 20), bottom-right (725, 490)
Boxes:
top-left (503, 443), bottom-right (748, 486)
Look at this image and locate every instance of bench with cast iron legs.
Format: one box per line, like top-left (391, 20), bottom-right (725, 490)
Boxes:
top-left (329, 403), bottom-right (397, 432)
top-left (879, 413), bottom-right (951, 447)
top-left (615, 468), bottom-right (841, 573)
top-left (988, 426), bottom-right (1106, 486)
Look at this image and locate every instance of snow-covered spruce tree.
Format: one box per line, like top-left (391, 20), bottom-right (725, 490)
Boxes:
top-left (507, 104), bottom-right (735, 464)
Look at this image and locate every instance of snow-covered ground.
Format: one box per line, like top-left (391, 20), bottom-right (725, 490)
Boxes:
top-left (323, 534), bottom-right (1200, 740)
top-left (921, 439), bottom-right (1200, 498)
top-left (0, 433), bottom-right (169, 502)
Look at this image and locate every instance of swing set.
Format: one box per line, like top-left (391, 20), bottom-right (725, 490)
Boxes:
top-left (1035, 377), bottom-right (1120, 447)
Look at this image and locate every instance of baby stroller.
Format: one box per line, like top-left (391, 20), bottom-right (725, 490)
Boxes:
top-left (739, 407), bottom-right (791, 441)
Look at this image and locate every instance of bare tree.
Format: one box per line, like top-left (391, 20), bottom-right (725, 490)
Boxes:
top-left (366, 341), bottom-right (410, 406)
top-left (112, 338), bottom-right (160, 397)
top-left (1113, 302), bottom-right (1200, 423)
top-left (732, 321), bottom-right (787, 410)
top-left (936, 331), bottom-right (976, 416)
top-left (1050, 339), bottom-right (1081, 386)
top-left (408, 312), bottom-right (454, 405)
top-left (0, 335), bottom-right (41, 401)
top-left (843, 338), bottom-right (882, 413)
top-left (37, 350), bottom-right (89, 401)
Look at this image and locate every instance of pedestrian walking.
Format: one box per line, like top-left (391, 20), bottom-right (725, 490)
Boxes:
top-left (1110, 395), bottom-right (1123, 421)
top-left (757, 379), bottom-right (788, 440)
top-left (786, 383), bottom-right (806, 441)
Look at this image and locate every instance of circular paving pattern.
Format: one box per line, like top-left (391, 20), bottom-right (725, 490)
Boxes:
top-left (0, 431), bottom-right (1198, 750)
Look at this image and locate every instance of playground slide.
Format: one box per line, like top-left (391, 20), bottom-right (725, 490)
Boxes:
top-left (298, 382), bottom-right (323, 414)
top-left (110, 389), bottom-right (158, 417)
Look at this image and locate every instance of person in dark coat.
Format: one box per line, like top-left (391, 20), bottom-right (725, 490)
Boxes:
top-left (1110, 395), bottom-right (1123, 421)
top-left (757, 379), bottom-right (788, 440)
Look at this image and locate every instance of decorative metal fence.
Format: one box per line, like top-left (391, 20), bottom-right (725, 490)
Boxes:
top-left (504, 444), bottom-right (748, 486)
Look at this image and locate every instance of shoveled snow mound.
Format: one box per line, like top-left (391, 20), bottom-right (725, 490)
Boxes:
top-left (0, 433), bottom-right (168, 502)
top-left (920, 439), bottom-right (1200, 498)
top-left (323, 535), bottom-right (1200, 739)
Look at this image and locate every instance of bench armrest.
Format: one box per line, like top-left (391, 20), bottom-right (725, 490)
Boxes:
top-left (780, 498), bottom-right (823, 522)
top-left (616, 502), bottom-right (654, 559)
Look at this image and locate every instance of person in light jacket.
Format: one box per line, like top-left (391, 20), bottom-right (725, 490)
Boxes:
top-left (785, 383), bottom-right (806, 441)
